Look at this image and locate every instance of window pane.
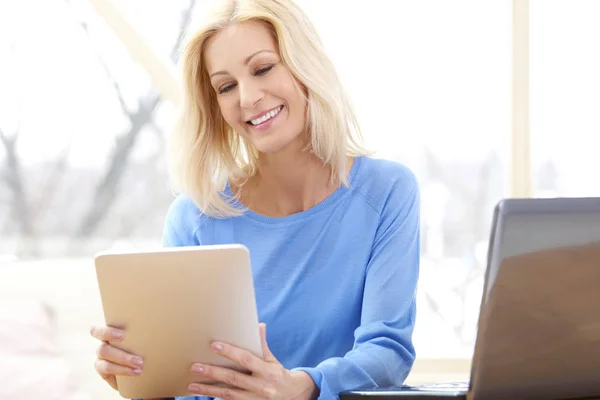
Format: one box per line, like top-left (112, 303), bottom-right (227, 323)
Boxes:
top-left (0, 0), bottom-right (185, 258)
top-left (1, 0), bottom-right (511, 361)
top-left (296, 0), bottom-right (512, 357)
top-left (531, 0), bottom-right (600, 197)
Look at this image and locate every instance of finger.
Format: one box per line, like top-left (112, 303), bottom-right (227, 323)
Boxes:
top-left (191, 363), bottom-right (274, 397)
top-left (211, 341), bottom-right (262, 373)
top-left (258, 323), bottom-right (276, 362)
top-left (95, 358), bottom-right (142, 379)
top-left (90, 325), bottom-right (124, 342)
top-left (187, 383), bottom-right (261, 400)
top-left (103, 374), bottom-right (118, 391)
top-left (96, 342), bottom-right (144, 370)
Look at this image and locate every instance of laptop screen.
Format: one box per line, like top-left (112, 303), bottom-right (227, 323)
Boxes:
top-left (500, 211), bottom-right (600, 258)
top-left (485, 198), bottom-right (600, 302)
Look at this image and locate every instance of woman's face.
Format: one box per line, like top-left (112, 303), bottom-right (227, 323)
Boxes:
top-left (204, 21), bottom-right (307, 155)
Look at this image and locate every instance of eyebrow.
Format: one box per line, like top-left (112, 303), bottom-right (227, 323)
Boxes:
top-left (209, 49), bottom-right (276, 78)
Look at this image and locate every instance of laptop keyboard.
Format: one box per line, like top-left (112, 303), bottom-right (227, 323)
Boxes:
top-left (405, 381), bottom-right (469, 392)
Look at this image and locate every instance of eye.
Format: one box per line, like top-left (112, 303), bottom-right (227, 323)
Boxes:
top-left (255, 64), bottom-right (275, 76)
top-left (218, 83), bottom-right (236, 94)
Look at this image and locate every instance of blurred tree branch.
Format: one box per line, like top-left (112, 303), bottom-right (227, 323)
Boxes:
top-left (0, 127), bottom-right (35, 249)
top-left (0, 2), bottom-right (196, 258)
top-left (65, 0), bottom-right (196, 238)
top-left (421, 149), bottom-right (500, 345)
top-left (31, 144), bottom-right (72, 224)
top-left (76, 93), bottom-right (160, 237)
top-left (0, 41), bottom-right (37, 253)
top-left (69, 3), bottom-right (130, 114)
top-left (171, 0), bottom-right (195, 63)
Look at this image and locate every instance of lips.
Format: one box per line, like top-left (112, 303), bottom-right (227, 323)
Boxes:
top-left (247, 105), bottom-right (283, 126)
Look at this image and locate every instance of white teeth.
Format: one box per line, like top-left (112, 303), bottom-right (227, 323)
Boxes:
top-left (250, 106), bottom-right (282, 126)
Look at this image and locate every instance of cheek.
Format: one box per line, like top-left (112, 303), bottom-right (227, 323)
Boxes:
top-left (282, 82), bottom-right (306, 116)
top-left (217, 99), bottom-right (241, 127)
top-left (290, 89), bottom-right (307, 120)
top-left (277, 70), bottom-right (305, 106)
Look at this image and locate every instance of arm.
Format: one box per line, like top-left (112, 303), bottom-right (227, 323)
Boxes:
top-left (294, 175), bottom-right (420, 399)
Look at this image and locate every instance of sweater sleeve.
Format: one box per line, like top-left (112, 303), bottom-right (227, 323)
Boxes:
top-left (161, 195), bottom-right (202, 248)
top-left (293, 173), bottom-right (420, 400)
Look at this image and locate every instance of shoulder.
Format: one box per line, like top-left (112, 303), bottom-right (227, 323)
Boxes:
top-left (165, 193), bottom-right (203, 223)
top-left (352, 156), bottom-right (420, 214)
top-left (162, 193), bottom-right (207, 246)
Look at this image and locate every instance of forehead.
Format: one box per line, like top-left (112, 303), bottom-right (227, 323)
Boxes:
top-left (204, 21), bottom-right (278, 73)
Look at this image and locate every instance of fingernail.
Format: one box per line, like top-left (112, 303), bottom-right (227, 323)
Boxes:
top-left (111, 331), bottom-right (124, 340)
top-left (132, 357), bottom-right (143, 367)
top-left (132, 368), bottom-right (142, 375)
top-left (211, 342), bottom-right (223, 351)
top-left (191, 364), bottom-right (204, 374)
top-left (188, 384), bottom-right (201, 393)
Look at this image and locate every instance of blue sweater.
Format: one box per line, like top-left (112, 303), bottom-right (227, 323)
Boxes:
top-left (162, 156), bottom-right (420, 400)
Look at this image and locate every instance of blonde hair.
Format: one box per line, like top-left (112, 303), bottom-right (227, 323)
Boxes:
top-left (168, 0), bottom-right (371, 217)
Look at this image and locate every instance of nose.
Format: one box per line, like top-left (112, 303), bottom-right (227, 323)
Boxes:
top-left (238, 80), bottom-right (264, 110)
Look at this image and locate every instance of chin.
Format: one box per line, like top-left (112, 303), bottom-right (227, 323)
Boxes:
top-left (243, 129), bottom-right (305, 156)
top-left (253, 143), bottom-right (288, 155)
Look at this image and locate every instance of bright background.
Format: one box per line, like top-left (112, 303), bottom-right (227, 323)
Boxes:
top-left (1, 0), bottom-right (599, 398)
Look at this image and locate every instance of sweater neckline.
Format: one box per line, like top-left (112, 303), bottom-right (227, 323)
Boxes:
top-left (224, 156), bottom-right (363, 225)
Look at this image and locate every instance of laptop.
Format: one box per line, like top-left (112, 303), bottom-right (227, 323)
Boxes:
top-left (342, 197), bottom-right (600, 400)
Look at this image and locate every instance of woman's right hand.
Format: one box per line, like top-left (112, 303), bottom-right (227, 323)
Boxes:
top-left (90, 325), bottom-right (144, 391)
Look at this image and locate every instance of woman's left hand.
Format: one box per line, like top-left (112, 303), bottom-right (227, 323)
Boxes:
top-left (188, 323), bottom-right (318, 400)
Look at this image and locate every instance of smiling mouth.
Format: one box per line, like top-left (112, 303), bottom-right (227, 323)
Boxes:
top-left (247, 106), bottom-right (283, 126)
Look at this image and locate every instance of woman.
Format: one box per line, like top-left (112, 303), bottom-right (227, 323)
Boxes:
top-left (90, 0), bottom-right (421, 399)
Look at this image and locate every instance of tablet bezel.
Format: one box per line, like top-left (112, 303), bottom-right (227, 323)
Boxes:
top-left (94, 244), bottom-right (263, 399)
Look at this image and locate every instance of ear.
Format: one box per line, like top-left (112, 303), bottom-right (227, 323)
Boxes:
top-left (259, 323), bottom-right (276, 362)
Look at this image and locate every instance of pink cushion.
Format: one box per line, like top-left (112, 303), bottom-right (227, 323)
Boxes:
top-left (0, 300), bottom-right (90, 399)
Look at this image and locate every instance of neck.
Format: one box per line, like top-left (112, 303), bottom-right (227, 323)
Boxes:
top-left (239, 146), bottom-right (345, 217)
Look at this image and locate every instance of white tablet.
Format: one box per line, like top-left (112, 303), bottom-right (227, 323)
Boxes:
top-left (94, 244), bottom-right (263, 399)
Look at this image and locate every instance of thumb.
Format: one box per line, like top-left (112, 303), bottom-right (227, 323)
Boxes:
top-left (259, 323), bottom-right (276, 362)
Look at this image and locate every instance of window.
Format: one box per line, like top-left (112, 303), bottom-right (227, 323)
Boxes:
top-left (3, 2), bottom-right (595, 395)
top-left (297, 0), bottom-right (511, 357)
top-left (530, 0), bottom-right (600, 198)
